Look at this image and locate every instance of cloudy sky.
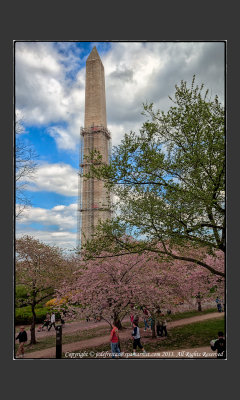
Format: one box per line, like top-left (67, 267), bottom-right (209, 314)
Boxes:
top-left (15, 41), bottom-right (225, 250)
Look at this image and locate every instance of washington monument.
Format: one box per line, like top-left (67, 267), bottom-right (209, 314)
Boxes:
top-left (78, 46), bottom-right (111, 247)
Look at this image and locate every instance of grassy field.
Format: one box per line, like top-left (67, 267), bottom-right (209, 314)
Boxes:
top-left (135, 307), bottom-right (217, 329)
top-left (71, 317), bottom-right (225, 358)
top-left (165, 307), bottom-right (217, 321)
top-left (15, 308), bottom-right (221, 355)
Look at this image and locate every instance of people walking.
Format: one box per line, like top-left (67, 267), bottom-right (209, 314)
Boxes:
top-left (132, 321), bottom-right (146, 355)
top-left (215, 297), bottom-right (222, 312)
top-left (38, 313), bottom-right (50, 331)
top-left (110, 322), bottom-right (121, 358)
top-left (48, 312), bottom-right (56, 331)
top-left (16, 326), bottom-right (27, 358)
top-left (210, 331), bottom-right (226, 359)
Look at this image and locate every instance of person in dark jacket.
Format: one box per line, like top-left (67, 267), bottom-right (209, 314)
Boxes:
top-left (132, 321), bottom-right (146, 356)
top-left (210, 331), bottom-right (226, 359)
top-left (16, 326), bottom-right (28, 358)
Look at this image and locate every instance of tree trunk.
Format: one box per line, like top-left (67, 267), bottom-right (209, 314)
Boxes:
top-left (30, 304), bottom-right (37, 344)
top-left (114, 317), bottom-right (123, 330)
top-left (197, 301), bottom-right (202, 312)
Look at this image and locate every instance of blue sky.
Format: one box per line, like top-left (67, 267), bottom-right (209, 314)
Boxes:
top-left (15, 41), bottom-right (225, 250)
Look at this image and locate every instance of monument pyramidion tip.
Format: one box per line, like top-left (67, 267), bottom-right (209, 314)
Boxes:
top-left (87, 46), bottom-right (102, 62)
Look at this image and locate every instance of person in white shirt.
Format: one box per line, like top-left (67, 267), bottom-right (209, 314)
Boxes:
top-left (132, 321), bottom-right (146, 356)
top-left (48, 313), bottom-right (56, 331)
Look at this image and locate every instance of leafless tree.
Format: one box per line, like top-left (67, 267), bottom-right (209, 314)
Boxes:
top-left (15, 116), bottom-right (38, 218)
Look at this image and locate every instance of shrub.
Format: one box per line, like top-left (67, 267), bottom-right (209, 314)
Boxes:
top-left (15, 306), bottom-right (50, 325)
top-left (15, 285), bottom-right (29, 307)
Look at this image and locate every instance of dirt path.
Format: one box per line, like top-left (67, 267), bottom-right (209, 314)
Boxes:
top-left (18, 318), bottom-right (118, 339)
top-left (23, 312), bottom-right (224, 359)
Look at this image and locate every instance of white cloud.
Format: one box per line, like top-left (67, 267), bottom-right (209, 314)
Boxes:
top-left (16, 42), bottom-right (85, 149)
top-left (16, 203), bottom-right (77, 231)
top-left (104, 42), bottom-right (224, 127)
top-left (15, 42), bottom-right (225, 251)
top-left (16, 41), bottom-right (225, 150)
top-left (26, 163), bottom-right (78, 196)
top-left (16, 228), bottom-right (77, 250)
top-left (16, 202), bottom-right (78, 249)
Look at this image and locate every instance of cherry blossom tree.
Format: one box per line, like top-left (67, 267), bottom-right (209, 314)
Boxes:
top-left (16, 235), bottom-right (75, 344)
top-left (57, 253), bottom-right (148, 329)
top-left (57, 248), bottom-right (224, 337)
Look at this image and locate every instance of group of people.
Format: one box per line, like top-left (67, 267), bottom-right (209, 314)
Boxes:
top-left (109, 308), bottom-right (226, 359)
top-left (38, 312), bottom-right (56, 332)
top-left (110, 308), bottom-right (168, 358)
top-left (110, 317), bottom-right (147, 358)
top-left (15, 312), bottom-right (56, 358)
top-left (142, 308), bottom-right (168, 337)
top-left (15, 312), bottom-right (63, 358)
top-left (15, 307), bottom-right (226, 359)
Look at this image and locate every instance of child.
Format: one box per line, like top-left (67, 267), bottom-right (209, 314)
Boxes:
top-left (132, 321), bottom-right (146, 356)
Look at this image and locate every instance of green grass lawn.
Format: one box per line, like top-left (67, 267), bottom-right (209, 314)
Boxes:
top-left (144, 316), bottom-right (225, 352)
top-left (71, 317), bottom-right (225, 358)
top-left (165, 307), bottom-right (217, 322)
